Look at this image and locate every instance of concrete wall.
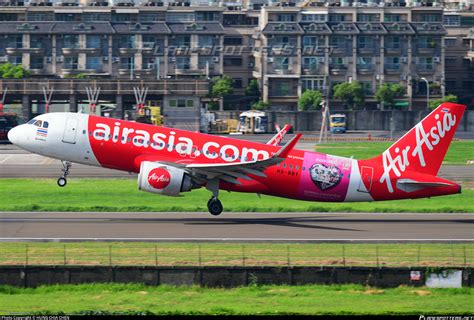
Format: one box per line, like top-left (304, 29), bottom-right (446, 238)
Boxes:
top-left (214, 110), bottom-right (474, 132)
top-left (0, 266), bottom-right (471, 288)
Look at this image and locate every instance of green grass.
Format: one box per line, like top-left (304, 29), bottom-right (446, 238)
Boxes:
top-left (1, 242), bottom-right (472, 267)
top-left (0, 283), bottom-right (472, 315)
top-left (0, 178), bottom-right (472, 213)
top-left (315, 141), bottom-right (474, 165)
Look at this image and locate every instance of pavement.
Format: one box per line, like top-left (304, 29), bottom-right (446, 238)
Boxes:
top-left (0, 212), bottom-right (472, 242)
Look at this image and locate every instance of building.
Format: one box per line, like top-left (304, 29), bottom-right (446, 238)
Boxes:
top-left (0, 0), bottom-right (471, 125)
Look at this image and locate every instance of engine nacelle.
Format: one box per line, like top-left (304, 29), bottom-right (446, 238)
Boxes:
top-left (138, 161), bottom-right (196, 196)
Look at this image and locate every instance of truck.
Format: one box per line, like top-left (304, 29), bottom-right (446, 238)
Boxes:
top-left (329, 113), bottom-right (347, 134)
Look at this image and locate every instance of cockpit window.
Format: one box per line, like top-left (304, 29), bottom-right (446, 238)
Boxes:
top-left (27, 119), bottom-right (36, 125)
top-left (43, 121), bottom-right (49, 128)
top-left (33, 120), bottom-right (42, 127)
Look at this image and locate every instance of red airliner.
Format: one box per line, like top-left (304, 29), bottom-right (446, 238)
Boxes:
top-left (8, 102), bottom-right (466, 215)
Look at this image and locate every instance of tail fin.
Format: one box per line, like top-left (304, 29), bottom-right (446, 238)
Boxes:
top-left (374, 102), bottom-right (466, 176)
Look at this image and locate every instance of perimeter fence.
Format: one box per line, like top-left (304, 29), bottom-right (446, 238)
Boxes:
top-left (1, 243), bottom-right (472, 267)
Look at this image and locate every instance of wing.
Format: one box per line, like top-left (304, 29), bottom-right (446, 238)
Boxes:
top-left (267, 124), bottom-right (292, 146)
top-left (166, 133), bottom-right (301, 185)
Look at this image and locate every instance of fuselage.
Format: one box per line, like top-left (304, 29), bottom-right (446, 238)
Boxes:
top-left (8, 111), bottom-right (461, 203)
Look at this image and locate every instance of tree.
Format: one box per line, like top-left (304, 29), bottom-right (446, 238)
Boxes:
top-left (245, 79), bottom-right (260, 97)
top-left (211, 75), bottom-right (234, 99)
top-left (251, 100), bottom-right (269, 111)
top-left (375, 83), bottom-right (406, 109)
top-left (429, 94), bottom-right (458, 110)
top-left (298, 90), bottom-right (323, 111)
top-left (0, 63), bottom-right (30, 79)
top-left (333, 81), bottom-right (365, 109)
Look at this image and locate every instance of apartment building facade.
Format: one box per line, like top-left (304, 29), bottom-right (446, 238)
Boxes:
top-left (0, 0), bottom-right (471, 121)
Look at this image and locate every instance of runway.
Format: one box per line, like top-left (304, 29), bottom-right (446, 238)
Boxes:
top-left (0, 212), bottom-right (472, 242)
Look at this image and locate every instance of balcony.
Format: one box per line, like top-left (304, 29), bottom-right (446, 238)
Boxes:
top-left (329, 65), bottom-right (348, 75)
top-left (385, 63), bottom-right (401, 74)
top-left (302, 67), bottom-right (324, 75)
top-left (385, 47), bottom-right (402, 55)
top-left (119, 47), bottom-right (139, 55)
top-left (6, 47), bottom-right (44, 55)
top-left (417, 64), bottom-right (435, 74)
top-left (358, 46), bottom-right (376, 55)
top-left (357, 64), bottom-right (374, 74)
top-left (175, 68), bottom-right (206, 76)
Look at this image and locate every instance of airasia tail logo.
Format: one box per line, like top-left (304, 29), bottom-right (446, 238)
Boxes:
top-left (148, 168), bottom-right (171, 189)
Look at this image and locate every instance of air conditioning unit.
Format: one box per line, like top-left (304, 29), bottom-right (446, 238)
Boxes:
top-left (268, 57), bottom-right (274, 63)
top-left (212, 56), bottom-right (219, 62)
top-left (400, 75), bottom-right (407, 81)
top-left (0, 56), bottom-right (7, 62)
top-left (248, 62), bottom-right (254, 68)
top-left (102, 56), bottom-right (109, 61)
top-left (400, 57), bottom-right (408, 63)
top-left (319, 57), bottom-right (326, 63)
top-left (56, 56), bottom-right (64, 62)
top-left (147, 63), bottom-right (154, 69)
top-left (46, 57), bottom-right (52, 63)
top-left (346, 35), bottom-right (352, 39)
top-left (433, 57), bottom-right (441, 63)
top-left (112, 57), bottom-right (120, 63)
top-left (168, 57), bottom-right (176, 62)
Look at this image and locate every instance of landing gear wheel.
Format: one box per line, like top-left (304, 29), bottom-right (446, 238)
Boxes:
top-left (207, 197), bottom-right (223, 216)
top-left (57, 177), bottom-right (67, 187)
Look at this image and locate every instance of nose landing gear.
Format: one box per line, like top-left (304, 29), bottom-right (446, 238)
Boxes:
top-left (57, 161), bottom-right (72, 187)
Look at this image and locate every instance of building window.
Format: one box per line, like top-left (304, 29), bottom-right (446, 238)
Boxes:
top-left (330, 36), bottom-right (347, 50)
top-left (86, 57), bottom-right (101, 70)
top-left (358, 36), bottom-right (374, 49)
top-left (419, 14), bottom-right (441, 22)
top-left (166, 12), bottom-right (194, 23)
top-left (8, 56), bottom-right (22, 66)
top-left (361, 82), bottom-right (372, 94)
top-left (357, 14), bottom-right (379, 22)
top-left (385, 56), bottom-right (400, 70)
top-left (385, 36), bottom-right (401, 49)
top-left (303, 36), bottom-right (321, 48)
top-left (444, 15), bottom-right (461, 26)
top-left (418, 57), bottom-right (433, 70)
top-left (274, 36), bottom-right (290, 46)
top-left (357, 57), bottom-right (373, 69)
top-left (223, 57), bottom-right (242, 67)
top-left (30, 56), bottom-right (44, 69)
top-left (330, 57), bottom-right (346, 68)
top-left (418, 36), bottom-right (438, 49)
top-left (139, 13), bottom-right (159, 22)
top-left (112, 13), bottom-right (132, 22)
top-left (302, 57), bottom-right (323, 70)
top-left (223, 37), bottom-right (243, 46)
top-left (198, 35), bottom-right (215, 47)
top-left (0, 13), bottom-right (17, 21)
top-left (169, 99), bottom-right (194, 108)
top-left (384, 14), bottom-right (402, 22)
top-left (63, 35), bottom-right (79, 49)
top-left (271, 80), bottom-right (292, 96)
top-left (445, 38), bottom-right (457, 47)
top-left (198, 56), bottom-right (212, 69)
top-left (84, 13), bottom-right (109, 22)
top-left (56, 13), bottom-right (76, 21)
top-left (196, 11), bottom-right (218, 21)
top-left (64, 57), bottom-right (78, 70)
top-left (274, 57), bottom-right (289, 70)
top-left (176, 57), bottom-right (190, 69)
top-left (277, 14), bottom-right (295, 22)
top-left (142, 35), bottom-right (156, 49)
top-left (28, 13), bottom-right (48, 21)
top-left (120, 57), bottom-right (133, 69)
top-left (120, 35), bottom-right (136, 49)
top-left (302, 78), bottom-right (325, 92)
top-left (86, 35), bottom-right (101, 49)
top-left (172, 35), bottom-right (191, 47)
top-left (301, 14), bottom-right (326, 22)
top-left (328, 14), bottom-right (345, 22)
top-left (30, 35), bottom-right (45, 49)
top-left (446, 80), bottom-right (456, 91)
top-left (7, 36), bottom-right (22, 49)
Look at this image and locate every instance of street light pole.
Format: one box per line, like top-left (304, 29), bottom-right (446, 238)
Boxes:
top-left (421, 77), bottom-right (429, 110)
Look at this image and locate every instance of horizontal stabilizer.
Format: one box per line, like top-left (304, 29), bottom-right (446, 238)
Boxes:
top-left (396, 179), bottom-right (455, 192)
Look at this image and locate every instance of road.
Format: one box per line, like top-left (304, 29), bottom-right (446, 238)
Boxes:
top-left (0, 212), bottom-right (472, 242)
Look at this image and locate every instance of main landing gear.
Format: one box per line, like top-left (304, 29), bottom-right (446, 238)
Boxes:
top-left (57, 161), bottom-right (72, 187)
top-left (206, 179), bottom-right (223, 216)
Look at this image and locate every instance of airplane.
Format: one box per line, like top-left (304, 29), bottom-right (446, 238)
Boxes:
top-left (7, 102), bottom-right (466, 216)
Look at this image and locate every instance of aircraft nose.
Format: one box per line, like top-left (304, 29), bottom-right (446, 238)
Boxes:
top-left (7, 125), bottom-right (22, 145)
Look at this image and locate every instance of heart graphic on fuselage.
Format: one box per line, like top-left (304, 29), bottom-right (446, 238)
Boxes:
top-left (309, 163), bottom-right (343, 190)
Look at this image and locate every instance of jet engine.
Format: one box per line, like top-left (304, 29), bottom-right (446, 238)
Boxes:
top-left (138, 161), bottom-right (198, 196)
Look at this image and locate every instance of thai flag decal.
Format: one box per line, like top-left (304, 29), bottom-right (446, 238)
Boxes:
top-left (36, 127), bottom-right (48, 138)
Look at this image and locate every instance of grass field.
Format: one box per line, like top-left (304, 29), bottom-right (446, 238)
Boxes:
top-left (1, 242), bottom-right (472, 267)
top-left (0, 283), bottom-right (472, 315)
top-left (0, 178), bottom-right (472, 213)
top-left (315, 141), bottom-right (474, 165)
